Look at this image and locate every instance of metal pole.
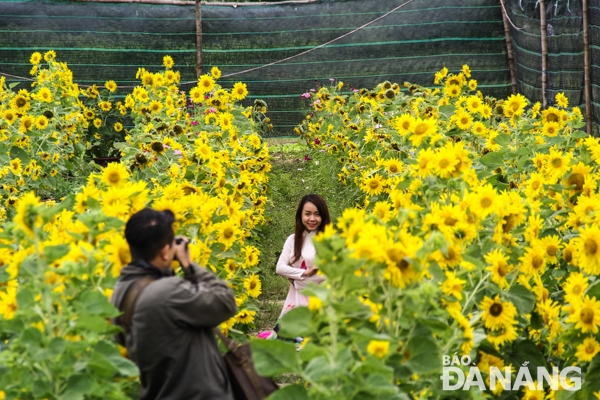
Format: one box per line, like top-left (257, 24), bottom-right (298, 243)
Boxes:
top-left (500, 0), bottom-right (518, 94)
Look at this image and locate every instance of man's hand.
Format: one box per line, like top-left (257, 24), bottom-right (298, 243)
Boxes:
top-left (174, 235), bottom-right (192, 269)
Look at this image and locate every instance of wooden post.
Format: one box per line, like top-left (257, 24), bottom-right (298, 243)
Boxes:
top-left (195, 0), bottom-right (202, 78)
top-left (583, 0), bottom-right (593, 135)
top-left (500, 0), bottom-right (518, 94)
top-left (540, 0), bottom-right (547, 108)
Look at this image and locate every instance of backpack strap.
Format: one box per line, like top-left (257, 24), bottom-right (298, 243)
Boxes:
top-left (119, 276), bottom-right (158, 337)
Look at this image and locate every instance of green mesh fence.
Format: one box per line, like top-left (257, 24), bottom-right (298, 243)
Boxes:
top-left (1, 0), bottom-right (512, 136)
top-left (504, 0), bottom-right (589, 123)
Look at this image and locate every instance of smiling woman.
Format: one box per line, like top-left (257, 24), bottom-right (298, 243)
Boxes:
top-left (275, 194), bottom-right (331, 322)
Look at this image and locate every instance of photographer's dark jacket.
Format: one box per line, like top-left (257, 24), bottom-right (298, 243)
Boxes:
top-left (111, 260), bottom-right (237, 400)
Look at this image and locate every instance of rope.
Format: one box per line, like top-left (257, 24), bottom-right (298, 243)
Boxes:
top-left (500, 0), bottom-right (526, 31)
top-left (1, 0), bottom-right (416, 89)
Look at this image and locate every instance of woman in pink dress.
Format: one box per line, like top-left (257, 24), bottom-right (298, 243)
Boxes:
top-left (276, 194), bottom-right (331, 320)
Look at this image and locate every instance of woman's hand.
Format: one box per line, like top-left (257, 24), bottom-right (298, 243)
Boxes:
top-left (301, 267), bottom-right (318, 277)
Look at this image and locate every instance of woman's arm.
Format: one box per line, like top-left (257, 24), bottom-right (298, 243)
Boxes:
top-left (276, 235), bottom-right (305, 280)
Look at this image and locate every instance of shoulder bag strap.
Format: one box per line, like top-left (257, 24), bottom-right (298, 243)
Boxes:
top-left (119, 276), bottom-right (158, 336)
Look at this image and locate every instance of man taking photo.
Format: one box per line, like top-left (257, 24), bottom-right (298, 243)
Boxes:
top-left (111, 208), bottom-right (237, 400)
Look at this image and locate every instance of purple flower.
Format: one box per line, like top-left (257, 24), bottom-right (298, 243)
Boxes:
top-left (206, 107), bottom-right (216, 114)
top-left (304, 155), bottom-right (311, 161)
top-left (300, 92), bottom-right (311, 99)
top-left (174, 150), bottom-right (182, 157)
top-left (191, 121), bottom-right (198, 125)
top-left (314, 138), bottom-right (321, 145)
top-left (329, 78), bottom-right (335, 82)
top-left (310, 89), bottom-right (315, 92)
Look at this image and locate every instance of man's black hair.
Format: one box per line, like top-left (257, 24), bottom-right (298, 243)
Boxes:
top-left (125, 208), bottom-right (175, 261)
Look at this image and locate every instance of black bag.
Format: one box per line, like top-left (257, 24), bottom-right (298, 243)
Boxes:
top-left (214, 329), bottom-right (279, 400)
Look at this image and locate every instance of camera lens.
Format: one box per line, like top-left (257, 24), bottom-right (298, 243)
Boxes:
top-left (175, 238), bottom-right (183, 245)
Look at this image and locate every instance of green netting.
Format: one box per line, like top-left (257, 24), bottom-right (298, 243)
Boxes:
top-left (1, 0), bottom-right (512, 136)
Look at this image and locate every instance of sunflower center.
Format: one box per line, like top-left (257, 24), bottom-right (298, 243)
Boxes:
top-left (389, 165), bottom-right (398, 173)
top-left (564, 248), bottom-right (573, 263)
top-left (480, 197), bottom-right (492, 208)
top-left (497, 262), bottom-right (508, 277)
top-left (439, 159), bottom-right (450, 169)
top-left (398, 259), bottom-right (410, 272)
top-left (414, 123), bottom-right (429, 136)
top-left (532, 181), bottom-right (541, 190)
top-left (572, 285), bottom-right (581, 295)
top-left (490, 303), bottom-right (503, 317)
top-left (567, 173), bottom-right (584, 190)
top-left (108, 172), bottom-right (120, 184)
top-left (444, 217), bottom-right (458, 226)
top-left (585, 238), bottom-right (598, 255)
top-left (532, 256), bottom-right (544, 270)
top-left (369, 180), bottom-right (379, 189)
top-left (551, 158), bottom-right (563, 168)
top-left (581, 307), bottom-right (595, 324)
top-left (249, 281), bottom-right (256, 290)
top-left (16, 98), bottom-right (26, 108)
top-left (547, 245), bottom-right (558, 257)
top-left (223, 227), bottom-right (234, 239)
top-left (547, 113), bottom-right (559, 122)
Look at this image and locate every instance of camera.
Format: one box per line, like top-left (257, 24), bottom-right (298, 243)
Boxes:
top-left (175, 237), bottom-right (189, 250)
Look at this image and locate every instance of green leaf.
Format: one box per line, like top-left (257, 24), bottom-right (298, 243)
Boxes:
top-left (570, 130), bottom-right (587, 138)
top-left (506, 339), bottom-right (547, 379)
top-left (251, 338), bottom-right (299, 376)
top-left (9, 146), bottom-right (30, 164)
top-left (404, 324), bottom-right (441, 374)
top-left (583, 353), bottom-right (600, 394)
top-left (75, 315), bottom-right (110, 333)
top-left (304, 355), bottom-right (339, 382)
top-left (506, 285), bottom-right (536, 314)
top-left (267, 384), bottom-right (308, 400)
top-left (439, 105), bottom-right (456, 116)
top-left (479, 152), bottom-right (505, 169)
top-left (9, 82), bottom-right (20, 89)
top-left (80, 291), bottom-right (120, 317)
top-left (60, 374), bottom-right (92, 400)
top-left (43, 244), bottom-right (70, 263)
top-left (494, 134), bottom-right (511, 146)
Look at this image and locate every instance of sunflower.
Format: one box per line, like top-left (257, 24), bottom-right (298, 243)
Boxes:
top-left (360, 173), bottom-right (385, 196)
top-left (540, 235), bottom-right (562, 264)
top-left (0, 285), bottom-right (18, 320)
top-left (114, 122), bottom-right (123, 132)
top-left (93, 118), bottom-right (102, 129)
top-left (372, 201), bottom-right (392, 222)
top-left (235, 310), bottom-right (256, 324)
top-left (383, 158), bottom-right (402, 175)
top-left (408, 117), bottom-right (437, 147)
top-left (545, 148), bottom-right (572, 179)
top-left (218, 112), bottom-right (234, 131)
top-left (566, 295), bottom-right (600, 334)
top-left (99, 101), bottom-right (112, 112)
top-left (577, 225), bottom-right (600, 275)
top-left (465, 95), bottom-right (482, 114)
top-left (231, 82), bottom-right (248, 101)
top-left (100, 163), bottom-right (130, 187)
top-left (210, 66), bottom-right (221, 79)
top-left (432, 150), bottom-right (459, 179)
top-left (215, 220), bottom-right (238, 249)
top-left (2, 110), bottom-right (17, 125)
top-left (189, 86), bottom-right (204, 104)
top-left (471, 121), bottom-right (487, 136)
top-left (163, 55), bottom-right (174, 69)
top-left (480, 295), bottom-right (517, 331)
top-left (30, 52), bottom-right (42, 64)
top-left (443, 84), bottom-right (461, 98)
top-left (575, 337), bottom-right (600, 362)
top-left (149, 100), bottom-right (163, 114)
top-left (542, 121), bottom-right (560, 137)
top-left (19, 115), bottom-right (34, 133)
top-left (555, 92), bottom-right (569, 108)
top-left (366, 340), bottom-right (390, 359)
top-left (105, 80), bottom-right (117, 92)
top-left (414, 148), bottom-right (435, 178)
top-left (441, 271), bottom-right (465, 300)
top-left (565, 162), bottom-right (592, 193)
top-left (503, 93), bottom-right (528, 117)
top-left (519, 245), bottom-right (547, 276)
top-left (468, 79), bottom-right (477, 91)
top-left (243, 274), bottom-right (262, 298)
top-left (393, 114), bottom-right (414, 135)
top-left (563, 272), bottom-right (588, 304)
top-left (35, 115), bottom-right (49, 130)
top-left (10, 159), bottom-right (23, 175)
top-left (10, 93), bottom-right (30, 112)
top-left (198, 74), bottom-right (216, 94)
top-left (13, 191), bottom-right (42, 237)
top-left (485, 249), bottom-right (513, 289)
top-left (542, 107), bottom-right (562, 124)
top-left (470, 184), bottom-right (498, 218)
top-left (455, 110), bottom-right (473, 131)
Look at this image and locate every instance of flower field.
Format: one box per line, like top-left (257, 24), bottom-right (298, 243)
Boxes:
top-left (252, 67), bottom-right (600, 400)
top-left (0, 53), bottom-right (269, 398)
top-left (2, 50), bottom-right (600, 400)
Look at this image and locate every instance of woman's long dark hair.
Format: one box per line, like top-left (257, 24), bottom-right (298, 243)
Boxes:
top-left (291, 194), bottom-right (330, 264)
